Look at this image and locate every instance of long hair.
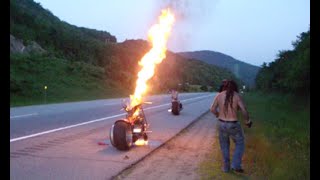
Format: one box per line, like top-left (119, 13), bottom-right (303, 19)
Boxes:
top-left (223, 80), bottom-right (239, 116)
top-left (219, 79), bottom-right (228, 92)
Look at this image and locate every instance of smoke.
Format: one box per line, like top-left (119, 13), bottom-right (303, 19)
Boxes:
top-left (160, 0), bottom-right (213, 22)
top-left (154, 0), bottom-right (220, 52)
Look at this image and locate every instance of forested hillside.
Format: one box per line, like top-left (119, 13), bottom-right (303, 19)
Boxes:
top-left (255, 29), bottom-right (310, 96)
top-left (178, 51), bottom-right (260, 87)
top-left (10, 0), bottom-right (116, 65)
top-left (10, 0), bottom-right (239, 106)
top-left (104, 39), bottom-right (239, 92)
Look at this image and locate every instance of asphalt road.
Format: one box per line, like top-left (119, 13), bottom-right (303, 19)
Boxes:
top-left (10, 92), bottom-right (216, 180)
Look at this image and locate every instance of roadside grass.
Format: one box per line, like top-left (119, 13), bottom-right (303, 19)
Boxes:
top-left (10, 54), bottom-right (209, 107)
top-left (187, 84), bottom-right (203, 92)
top-left (10, 87), bottom-right (127, 107)
top-left (10, 54), bottom-right (130, 107)
top-left (198, 92), bottom-right (310, 179)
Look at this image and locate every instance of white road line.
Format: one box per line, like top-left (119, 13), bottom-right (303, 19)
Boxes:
top-left (10, 113), bottom-right (126, 143)
top-left (143, 94), bottom-right (214, 110)
top-left (103, 103), bottom-right (120, 106)
top-left (181, 94), bottom-right (213, 102)
top-left (10, 113), bottom-right (38, 119)
top-left (10, 94), bottom-right (214, 143)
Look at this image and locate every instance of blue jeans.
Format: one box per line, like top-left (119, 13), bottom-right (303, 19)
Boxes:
top-left (218, 120), bottom-right (245, 171)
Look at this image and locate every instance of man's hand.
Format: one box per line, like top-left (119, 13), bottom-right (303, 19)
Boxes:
top-left (245, 120), bottom-right (252, 128)
top-left (214, 112), bottom-right (219, 118)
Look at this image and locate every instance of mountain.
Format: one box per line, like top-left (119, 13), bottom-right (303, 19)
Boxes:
top-left (10, 0), bottom-right (116, 65)
top-left (178, 50), bottom-right (260, 87)
top-left (103, 39), bottom-right (240, 91)
top-left (10, 0), bottom-right (240, 106)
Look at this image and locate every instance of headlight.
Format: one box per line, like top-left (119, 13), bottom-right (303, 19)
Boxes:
top-left (133, 128), bottom-right (142, 133)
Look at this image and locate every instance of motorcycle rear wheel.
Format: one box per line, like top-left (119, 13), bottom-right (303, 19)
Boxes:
top-left (172, 101), bottom-right (180, 115)
top-left (112, 121), bottom-right (133, 150)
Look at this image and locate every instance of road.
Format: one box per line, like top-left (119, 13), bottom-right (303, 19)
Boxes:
top-left (10, 92), bottom-right (216, 180)
top-left (114, 111), bottom-right (217, 180)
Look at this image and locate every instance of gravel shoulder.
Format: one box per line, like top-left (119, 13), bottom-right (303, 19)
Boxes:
top-left (113, 112), bottom-right (217, 180)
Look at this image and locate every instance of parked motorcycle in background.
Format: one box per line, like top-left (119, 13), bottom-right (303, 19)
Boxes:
top-left (170, 89), bottom-right (183, 115)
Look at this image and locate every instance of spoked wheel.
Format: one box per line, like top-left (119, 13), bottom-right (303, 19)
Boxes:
top-left (112, 121), bottom-right (133, 150)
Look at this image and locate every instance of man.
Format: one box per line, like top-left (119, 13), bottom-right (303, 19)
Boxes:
top-left (210, 80), bottom-right (252, 173)
top-left (171, 89), bottom-right (178, 100)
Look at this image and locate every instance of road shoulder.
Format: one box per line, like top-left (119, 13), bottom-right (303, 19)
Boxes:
top-left (113, 112), bottom-right (217, 180)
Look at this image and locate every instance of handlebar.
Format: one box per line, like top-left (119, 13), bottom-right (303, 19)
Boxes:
top-left (121, 101), bottom-right (152, 112)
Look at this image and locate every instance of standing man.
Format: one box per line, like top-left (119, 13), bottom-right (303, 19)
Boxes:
top-left (171, 88), bottom-right (178, 100)
top-left (210, 80), bottom-right (252, 173)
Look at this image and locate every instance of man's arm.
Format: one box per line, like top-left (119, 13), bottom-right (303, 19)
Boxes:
top-left (210, 94), bottom-right (219, 117)
top-left (237, 95), bottom-right (252, 126)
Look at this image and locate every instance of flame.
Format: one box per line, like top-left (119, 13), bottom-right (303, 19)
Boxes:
top-left (133, 109), bottom-right (140, 117)
top-left (130, 8), bottom-right (175, 109)
top-left (134, 139), bottom-right (148, 146)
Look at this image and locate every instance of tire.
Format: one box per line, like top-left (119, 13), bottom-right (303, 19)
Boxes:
top-left (109, 124), bottom-right (116, 146)
top-left (113, 121), bottom-right (133, 150)
top-left (172, 101), bottom-right (180, 115)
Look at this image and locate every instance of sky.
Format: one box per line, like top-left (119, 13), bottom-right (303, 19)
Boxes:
top-left (34, 0), bottom-right (310, 66)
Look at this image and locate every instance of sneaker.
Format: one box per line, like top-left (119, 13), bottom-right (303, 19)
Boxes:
top-left (231, 168), bottom-right (244, 173)
top-left (222, 165), bottom-right (230, 172)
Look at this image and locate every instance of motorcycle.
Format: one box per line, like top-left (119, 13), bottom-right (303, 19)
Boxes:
top-left (109, 100), bottom-right (151, 151)
top-left (171, 92), bottom-right (183, 115)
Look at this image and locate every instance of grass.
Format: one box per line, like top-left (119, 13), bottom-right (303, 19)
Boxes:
top-left (10, 54), bottom-right (130, 107)
top-left (198, 92), bottom-right (310, 179)
top-left (10, 54), bottom-right (213, 107)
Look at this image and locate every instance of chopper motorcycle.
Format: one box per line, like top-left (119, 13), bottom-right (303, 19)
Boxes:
top-left (109, 101), bottom-right (151, 151)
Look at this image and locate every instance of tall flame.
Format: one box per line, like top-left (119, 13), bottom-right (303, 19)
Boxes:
top-left (130, 8), bottom-right (175, 108)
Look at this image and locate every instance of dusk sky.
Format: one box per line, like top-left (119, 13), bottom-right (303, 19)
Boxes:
top-left (34, 0), bottom-right (310, 66)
